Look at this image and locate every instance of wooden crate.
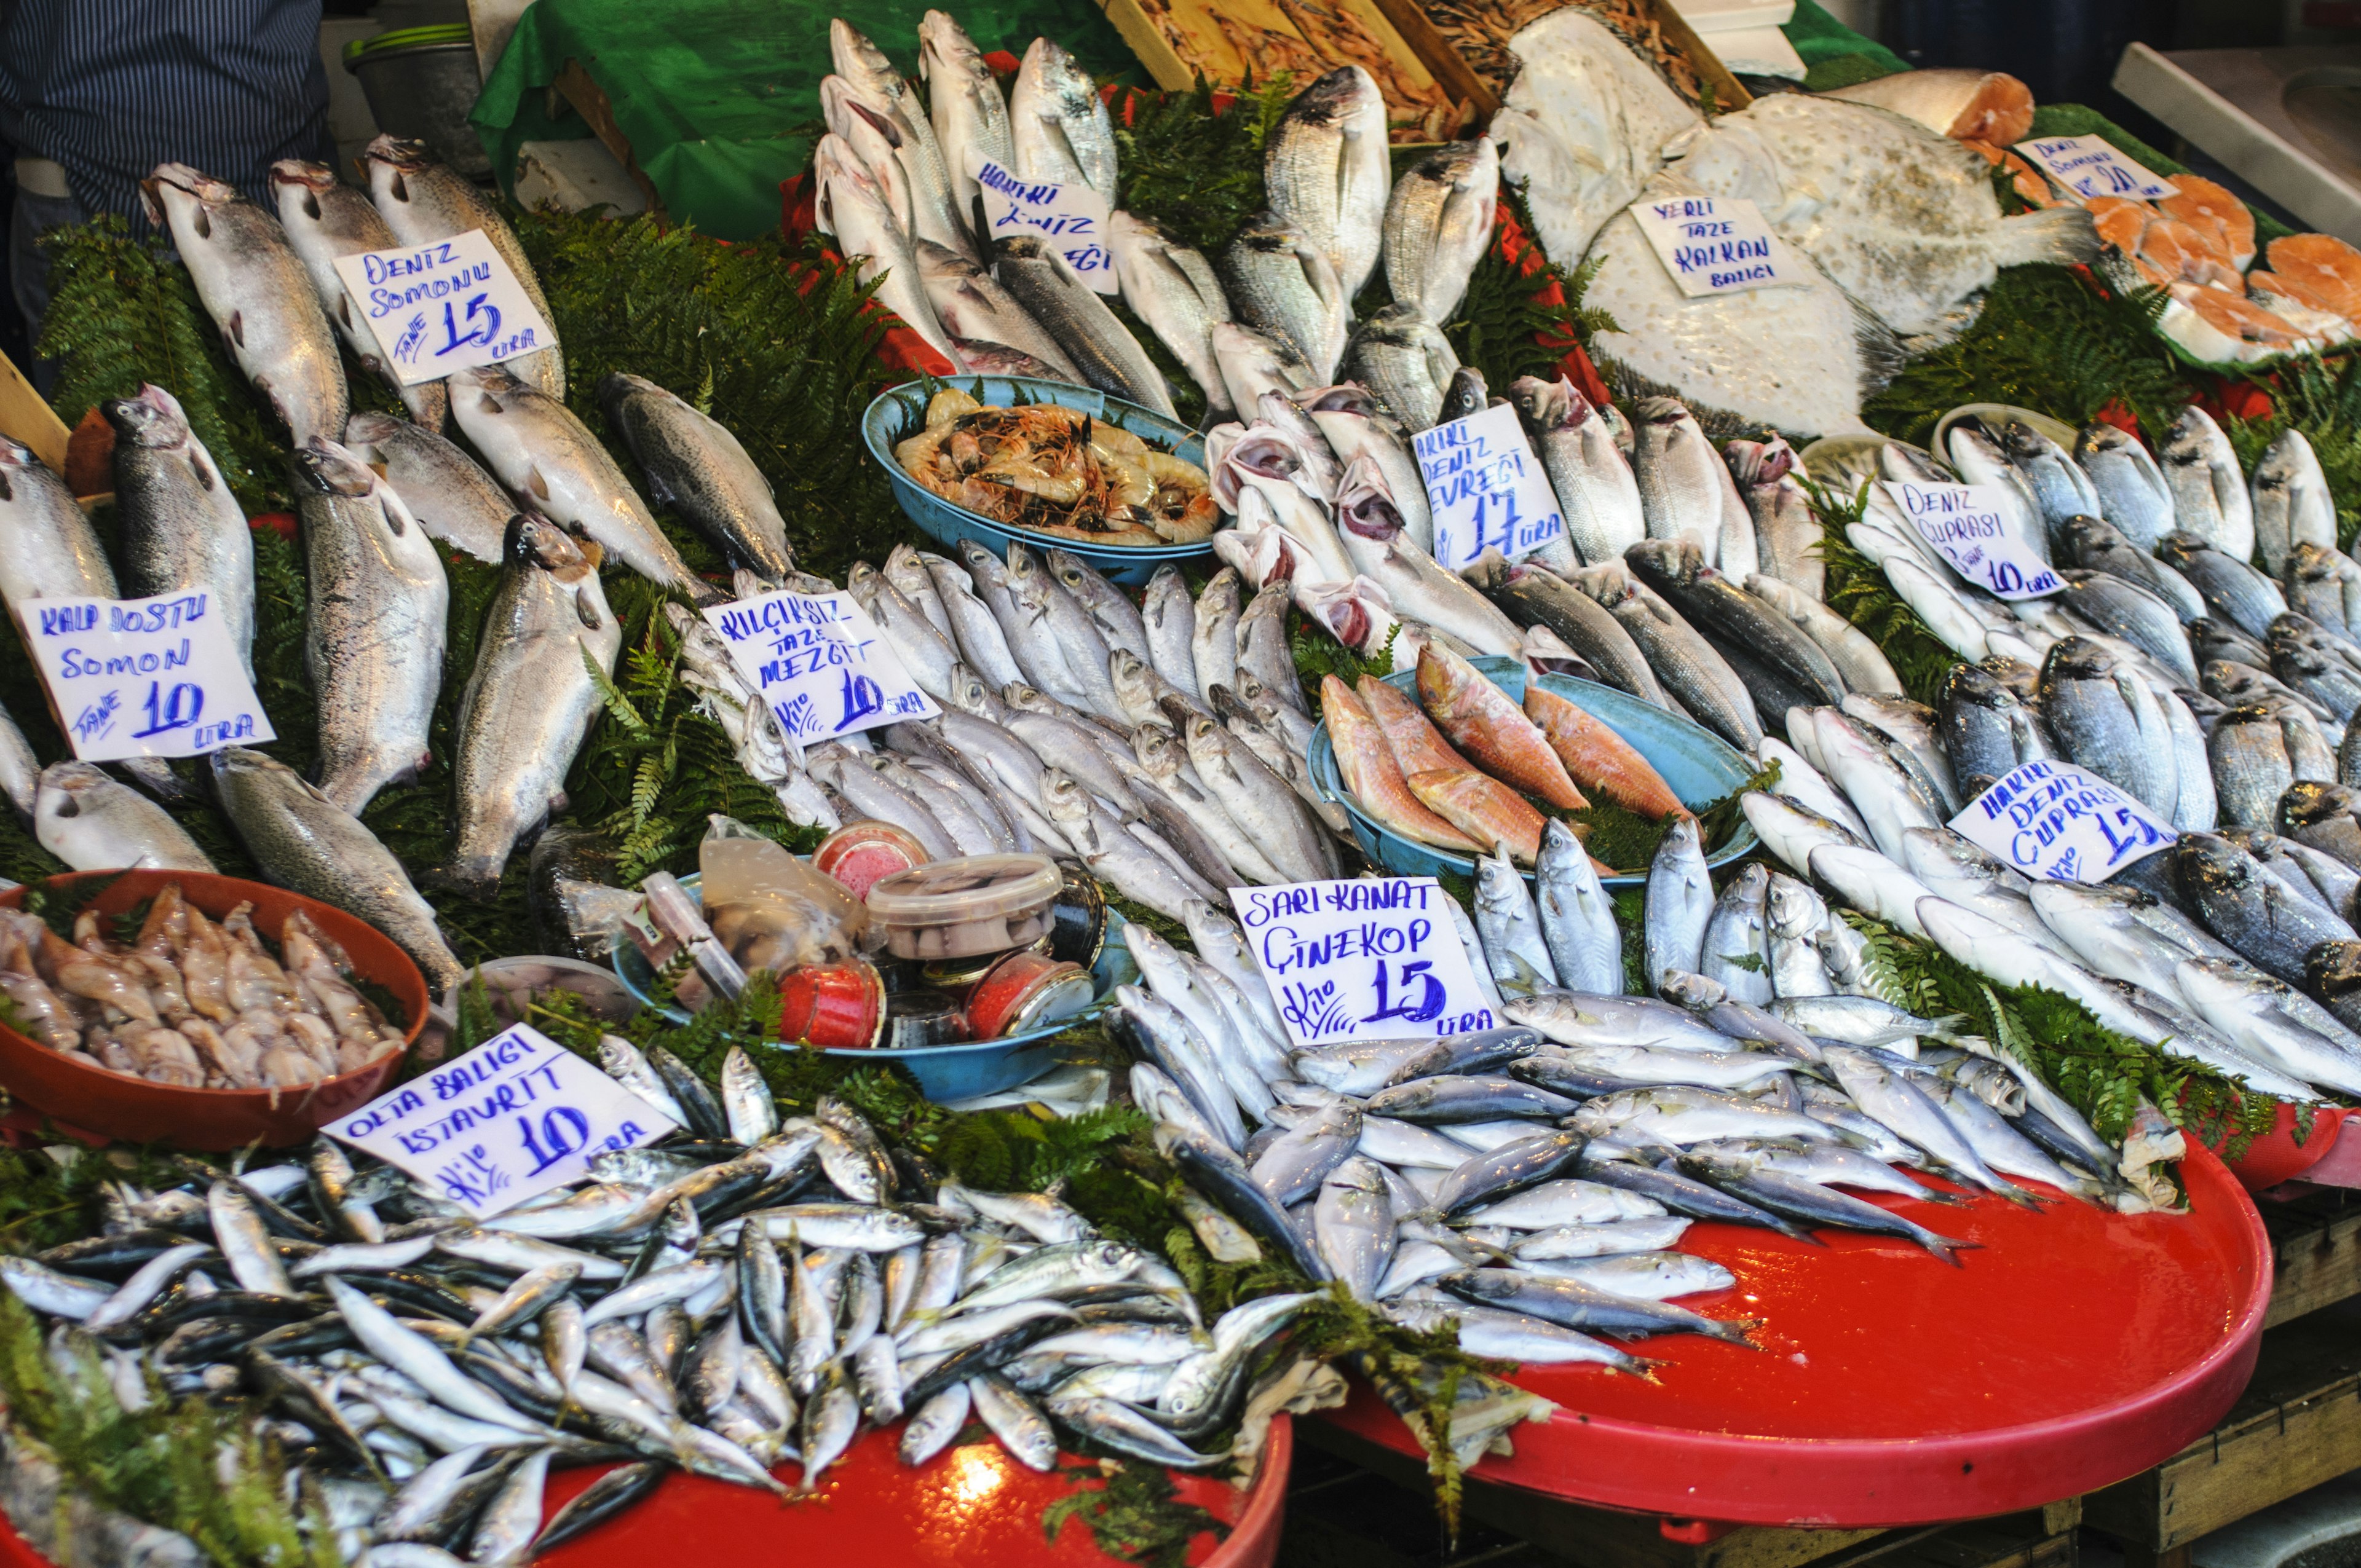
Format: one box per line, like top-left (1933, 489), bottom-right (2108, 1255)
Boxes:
top-left (2083, 1298), bottom-right (2361, 1564)
top-left (2260, 1186), bottom-right (2361, 1328)
top-left (1097, 0), bottom-right (1495, 129)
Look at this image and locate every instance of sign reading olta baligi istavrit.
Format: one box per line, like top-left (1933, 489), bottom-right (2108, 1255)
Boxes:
top-left (17, 592), bottom-right (274, 762)
top-left (702, 588), bottom-right (939, 743)
top-left (1415, 403), bottom-right (1567, 572)
top-left (1948, 760), bottom-right (2177, 884)
top-left (1230, 878), bottom-right (1497, 1049)
top-left (334, 227), bottom-right (555, 385)
top-left (329, 1024), bottom-right (678, 1217)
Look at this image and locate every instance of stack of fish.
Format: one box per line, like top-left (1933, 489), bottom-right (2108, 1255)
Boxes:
top-left (1717, 393), bottom-right (2361, 1107)
top-left (821, 539), bottom-right (1341, 912)
top-left (0, 1059), bottom-right (1322, 1561)
top-left (1112, 888), bottom-right (2156, 1387)
top-left (818, 14), bottom-right (1504, 439)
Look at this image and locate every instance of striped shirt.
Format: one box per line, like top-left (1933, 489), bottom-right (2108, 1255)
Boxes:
top-left (0, 0), bottom-right (334, 227)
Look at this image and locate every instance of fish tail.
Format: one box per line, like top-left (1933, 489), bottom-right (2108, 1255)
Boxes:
top-left (1710, 1315), bottom-right (1766, 1349)
top-left (1989, 1178), bottom-right (2047, 1210)
top-left (1917, 1232), bottom-right (1980, 1267)
top-left (1994, 203), bottom-right (2102, 269)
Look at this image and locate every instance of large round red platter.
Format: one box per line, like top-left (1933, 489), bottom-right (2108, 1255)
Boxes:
top-left (1323, 1143), bottom-right (2268, 1527)
top-left (0, 1419), bottom-right (1292, 1568)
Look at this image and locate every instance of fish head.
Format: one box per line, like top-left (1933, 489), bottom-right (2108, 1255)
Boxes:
top-left (291, 437), bottom-right (379, 500)
top-left (101, 384), bottom-right (193, 448)
top-left (595, 371), bottom-right (665, 427)
top-left (1037, 767), bottom-right (1090, 824)
top-left (505, 511), bottom-right (596, 580)
top-left (1334, 454), bottom-right (1404, 541)
top-left (1107, 646), bottom-right (1153, 696)
top-left (2308, 939), bottom-right (2361, 1002)
top-left (339, 409), bottom-right (408, 460)
top-left (32, 760), bottom-right (115, 825)
top-left (829, 18), bottom-right (901, 92)
top-left (360, 135), bottom-right (438, 207)
top-left (1625, 537), bottom-right (1702, 589)
top-left (1566, 560), bottom-right (1635, 609)
top-left (1634, 396), bottom-right (1695, 441)
top-left (140, 162), bottom-right (240, 232)
top-left (2279, 779), bottom-right (2359, 832)
top-left (2073, 421), bottom-right (2137, 462)
top-left (1283, 66), bottom-right (1381, 132)
top-left (265, 159), bottom-right (339, 226)
top-left (2038, 634), bottom-right (2113, 690)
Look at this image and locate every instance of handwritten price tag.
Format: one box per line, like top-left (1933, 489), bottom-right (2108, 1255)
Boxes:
top-left (1886, 479), bottom-right (2063, 601)
top-left (1414, 403), bottom-right (1567, 573)
top-left (1228, 878), bottom-right (1498, 1049)
top-left (2013, 135), bottom-right (2176, 202)
top-left (965, 152), bottom-right (1117, 295)
top-left (1627, 192), bottom-right (1800, 297)
top-left (17, 593), bottom-right (274, 762)
top-left (328, 1024), bottom-right (678, 1217)
top-left (703, 588), bottom-right (939, 742)
top-left (333, 228), bottom-right (554, 385)
top-left (1950, 760), bottom-right (2176, 884)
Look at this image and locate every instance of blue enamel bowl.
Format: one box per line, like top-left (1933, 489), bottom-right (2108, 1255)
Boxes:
top-left (861, 375), bottom-right (1216, 588)
top-left (1304, 656), bottom-right (1760, 888)
top-left (611, 875), bottom-right (1137, 1101)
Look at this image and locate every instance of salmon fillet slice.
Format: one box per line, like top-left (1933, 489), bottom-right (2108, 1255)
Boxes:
top-left (2157, 175), bottom-right (2256, 270)
top-left (2266, 234), bottom-right (2361, 323)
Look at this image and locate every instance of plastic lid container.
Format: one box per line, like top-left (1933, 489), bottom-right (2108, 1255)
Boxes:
top-left (866, 853), bottom-right (1062, 960)
top-left (815, 822), bottom-right (929, 901)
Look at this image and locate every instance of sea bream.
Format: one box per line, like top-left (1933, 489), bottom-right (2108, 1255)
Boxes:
top-left (1384, 136), bottom-right (1498, 324)
top-left (142, 163), bottom-right (348, 446)
top-left (1667, 93), bottom-right (2098, 343)
top-left (1008, 37), bottom-right (1116, 197)
top-left (1109, 214), bottom-right (1233, 416)
top-left (1264, 67), bottom-right (1390, 302)
top-left (267, 160), bottom-right (446, 430)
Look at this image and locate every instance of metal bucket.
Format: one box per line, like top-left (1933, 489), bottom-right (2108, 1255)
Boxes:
top-left (344, 24), bottom-right (491, 180)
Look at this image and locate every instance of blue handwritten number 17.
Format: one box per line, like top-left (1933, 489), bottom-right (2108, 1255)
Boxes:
top-left (440, 293), bottom-right (502, 358)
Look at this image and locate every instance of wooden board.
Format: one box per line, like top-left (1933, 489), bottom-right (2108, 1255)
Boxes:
top-left (551, 60), bottom-right (666, 221)
top-left (2260, 1187), bottom-right (2361, 1328)
top-left (0, 348), bottom-right (71, 477)
top-left (2084, 1296), bottom-right (2361, 1553)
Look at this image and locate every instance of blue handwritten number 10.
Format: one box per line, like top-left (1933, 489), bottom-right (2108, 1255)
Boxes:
top-left (440, 294), bottom-right (501, 358)
top-left (132, 681), bottom-right (202, 739)
top-left (517, 1108), bottom-right (590, 1175)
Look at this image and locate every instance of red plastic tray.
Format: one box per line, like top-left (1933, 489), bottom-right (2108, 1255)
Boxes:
top-left (1322, 1144), bottom-right (2269, 1528)
top-left (0, 1419), bottom-right (1291, 1568)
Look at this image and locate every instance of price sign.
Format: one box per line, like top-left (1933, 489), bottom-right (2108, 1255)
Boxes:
top-left (1413, 403), bottom-right (1567, 573)
top-left (703, 588), bottom-right (939, 742)
top-left (1949, 760), bottom-right (2177, 884)
top-left (965, 152), bottom-right (1118, 295)
top-left (1627, 192), bottom-right (1801, 297)
top-left (2012, 135), bottom-right (2176, 202)
top-left (328, 1024), bottom-right (678, 1217)
top-left (333, 228), bottom-right (555, 385)
top-left (1228, 879), bottom-right (1498, 1049)
top-left (17, 593), bottom-right (274, 762)
top-left (1884, 479), bottom-right (2063, 600)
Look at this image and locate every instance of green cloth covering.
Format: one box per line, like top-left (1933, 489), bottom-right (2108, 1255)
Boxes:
top-left (469, 0), bottom-right (1139, 242)
top-left (1781, 0), bottom-right (1908, 90)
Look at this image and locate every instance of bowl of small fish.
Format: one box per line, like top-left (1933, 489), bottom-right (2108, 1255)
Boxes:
top-left (611, 875), bottom-right (1139, 1101)
top-left (0, 871), bottom-right (429, 1149)
top-left (1306, 653), bottom-right (1761, 887)
top-left (864, 376), bottom-right (1220, 587)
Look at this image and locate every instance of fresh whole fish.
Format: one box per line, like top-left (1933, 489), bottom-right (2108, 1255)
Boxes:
top-left (1009, 37), bottom-right (1116, 196)
top-left (2284, 543), bottom-right (2361, 639)
top-left (1265, 67), bottom-right (1389, 302)
top-left (1211, 323), bottom-right (1313, 423)
top-left (1222, 210), bottom-right (1349, 385)
top-left (2161, 406), bottom-right (2255, 562)
top-left (919, 10), bottom-right (1013, 231)
top-left (1699, 862), bottom-right (1773, 1007)
top-left (2057, 512), bottom-right (2206, 623)
top-left (0, 437), bottom-right (114, 610)
top-left (814, 134), bottom-right (958, 366)
top-left (342, 411), bottom-right (512, 564)
top-left (362, 135), bottom-right (564, 398)
top-left (142, 163), bottom-right (347, 444)
top-left (599, 372), bottom-right (795, 581)
top-left (2058, 569), bottom-right (2199, 685)
top-left (210, 747), bottom-right (462, 988)
top-left (1627, 538), bottom-right (1845, 704)
top-left (267, 160), bottom-right (444, 429)
top-left (32, 763), bottom-right (215, 873)
top-left (293, 439), bottom-right (449, 814)
top-left (831, 20), bottom-right (969, 262)
top-left (1385, 136), bottom-right (1497, 323)
top-left (2039, 636), bottom-right (2179, 819)
top-left (1509, 378), bottom-right (1644, 567)
top-left (2255, 430), bottom-right (2336, 580)
top-left (1343, 305), bottom-right (1458, 432)
top-left (2073, 422), bottom-right (2177, 551)
top-left (1108, 213), bottom-right (1232, 415)
top-left (1728, 438), bottom-right (1821, 600)
top-left (444, 514), bottom-right (623, 897)
top-left (991, 234), bottom-right (1176, 417)
top-left (916, 242), bottom-right (1086, 384)
top-left (1484, 561), bottom-right (1666, 705)
top-left (2158, 532), bottom-right (2287, 640)
top-left (108, 384), bottom-right (257, 676)
top-left (1644, 816), bottom-right (1712, 993)
top-left (1583, 569), bottom-right (1762, 750)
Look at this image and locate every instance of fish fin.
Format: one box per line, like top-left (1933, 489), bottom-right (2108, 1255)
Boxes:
top-left (526, 464), bottom-right (552, 500)
top-left (1992, 203), bottom-right (2102, 269)
top-left (226, 310), bottom-right (244, 349)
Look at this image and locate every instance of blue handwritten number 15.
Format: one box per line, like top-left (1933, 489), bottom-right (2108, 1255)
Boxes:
top-left (440, 294), bottom-right (502, 358)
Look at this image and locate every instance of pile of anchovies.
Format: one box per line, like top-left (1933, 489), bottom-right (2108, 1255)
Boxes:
top-left (0, 1046), bottom-right (1318, 1564)
top-left (1114, 892), bottom-right (2161, 1374)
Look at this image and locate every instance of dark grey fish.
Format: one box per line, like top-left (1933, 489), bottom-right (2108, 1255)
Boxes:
top-left (1481, 560), bottom-right (1667, 706)
top-left (1439, 366), bottom-right (1488, 424)
top-left (1343, 304), bottom-right (1458, 431)
top-left (2157, 531), bottom-right (2287, 640)
top-left (2058, 569), bottom-right (2197, 684)
top-left (2191, 618), bottom-right (2271, 672)
top-left (599, 372), bottom-right (795, 581)
top-left (1439, 1266), bottom-right (1754, 1344)
top-left (2177, 830), bottom-right (2355, 985)
top-left (990, 234), bottom-right (1175, 417)
top-left (2056, 513), bottom-right (2205, 622)
top-left (1580, 565), bottom-right (1760, 749)
top-left (1220, 210), bottom-right (1348, 384)
top-left (2210, 704), bottom-right (2296, 831)
top-left (2073, 422), bottom-right (2175, 550)
top-left (1626, 538), bottom-right (1845, 704)
top-left (1675, 1154), bottom-right (1969, 1263)
top-left (1938, 661), bottom-right (2049, 797)
top-left (1426, 1129), bottom-right (1586, 1215)
top-left (1575, 1151), bottom-right (1814, 1239)
top-left (2269, 614), bottom-right (2361, 723)
top-left (1362, 1074), bottom-right (1582, 1124)
top-left (2279, 779), bottom-right (2361, 870)
top-left (2039, 636), bottom-right (2178, 818)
